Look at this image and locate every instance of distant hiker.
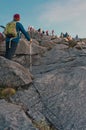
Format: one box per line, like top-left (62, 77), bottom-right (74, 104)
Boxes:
top-left (52, 30), bottom-right (54, 36)
top-left (38, 28), bottom-right (42, 34)
top-left (75, 34), bottom-right (79, 41)
top-left (4, 14), bottom-right (32, 60)
top-left (60, 32), bottom-right (64, 38)
top-left (37, 28), bottom-right (43, 37)
top-left (42, 30), bottom-right (45, 35)
top-left (28, 26), bottom-right (35, 32)
top-left (64, 32), bottom-right (69, 38)
top-left (46, 30), bottom-right (49, 36)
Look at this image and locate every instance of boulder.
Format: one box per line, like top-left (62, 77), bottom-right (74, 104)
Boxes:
top-left (15, 39), bottom-right (30, 55)
top-left (0, 99), bottom-right (36, 130)
top-left (15, 38), bottom-right (46, 55)
top-left (40, 39), bottom-right (56, 50)
top-left (13, 39), bottom-right (47, 67)
top-left (0, 56), bottom-right (32, 88)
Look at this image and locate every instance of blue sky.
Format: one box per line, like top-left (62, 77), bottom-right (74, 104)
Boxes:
top-left (0, 0), bottom-right (86, 38)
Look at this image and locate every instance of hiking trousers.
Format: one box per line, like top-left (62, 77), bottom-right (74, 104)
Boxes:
top-left (5, 41), bottom-right (18, 60)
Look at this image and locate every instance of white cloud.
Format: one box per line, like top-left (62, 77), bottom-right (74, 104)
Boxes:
top-left (39, 0), bottom-right (86, 23)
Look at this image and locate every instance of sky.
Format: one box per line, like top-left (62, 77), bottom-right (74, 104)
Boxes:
top-left (0, 0), bottom-right (86, 38)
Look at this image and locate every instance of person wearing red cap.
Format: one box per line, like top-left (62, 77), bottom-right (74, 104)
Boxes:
top-left (5, 13), bottom-right (32, 60)
top-left (13, 14), bottom-right (20, 21)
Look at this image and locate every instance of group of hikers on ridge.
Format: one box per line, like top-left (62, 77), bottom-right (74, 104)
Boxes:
top-left (0, 13), bottom-right (32, 60)
top-left (0, 13), bottom-right (79, 60)
top-left (28, 26), bottom-right (55, 37)
top-left (0, 13), bottom-right (55, 60)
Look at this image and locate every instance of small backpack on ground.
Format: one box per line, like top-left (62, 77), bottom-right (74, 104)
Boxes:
top-left (4, 21), bottom-right (17, 37)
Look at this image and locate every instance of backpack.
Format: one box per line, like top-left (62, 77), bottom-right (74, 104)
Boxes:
top-left (4, 21), bottom-right (17, 37)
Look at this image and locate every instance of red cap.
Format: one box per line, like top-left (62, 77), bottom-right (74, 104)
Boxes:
top-left (13, 14), bottom-right (20, 21)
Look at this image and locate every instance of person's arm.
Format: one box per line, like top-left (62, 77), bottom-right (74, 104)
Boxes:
top-left (17, 22), bottom-right (31, 41)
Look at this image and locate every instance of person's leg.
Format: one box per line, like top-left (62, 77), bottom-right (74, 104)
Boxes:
top-left (5, 41), bottom-right (10, 59)
top-left (8, 41), bottom-right (18, 60)
top-left (5, 41), bottom-right (18, 60)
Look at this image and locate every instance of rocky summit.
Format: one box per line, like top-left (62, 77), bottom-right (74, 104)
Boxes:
top-left (0, 30), bottom-right (86, 130)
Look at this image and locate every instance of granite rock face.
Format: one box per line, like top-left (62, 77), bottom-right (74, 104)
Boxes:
top-left (0, 56), bottom-right (32, 88)
top-left (0, 100), bottom-right (37, 130)
top-left (0, 31), bottom-right (86, 129)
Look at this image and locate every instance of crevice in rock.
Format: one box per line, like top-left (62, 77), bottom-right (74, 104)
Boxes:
top-left (25, 109), bottom-right (57, 130)
top-left (31, 82), bottom-right (59, 130)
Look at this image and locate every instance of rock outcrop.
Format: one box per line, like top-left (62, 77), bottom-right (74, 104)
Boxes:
top-left (0, 56), bottom-right (32, 88)
top-left (0, 99), bottom-right (37, 130)
top-left (0, 30), bottom-right (86, 129)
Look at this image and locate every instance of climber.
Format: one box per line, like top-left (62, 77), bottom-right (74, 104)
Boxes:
top-left (4, 13), bottom-right (32, 60)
